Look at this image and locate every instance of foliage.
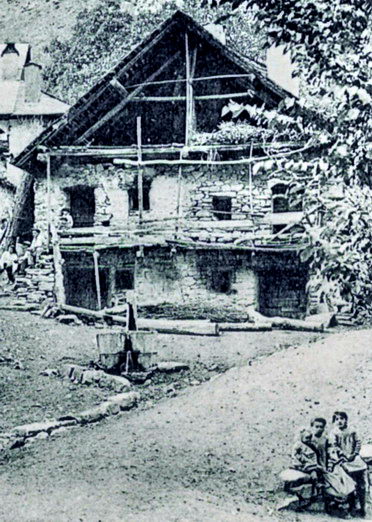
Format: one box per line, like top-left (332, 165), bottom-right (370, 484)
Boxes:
top-left (44, 0), bottom-right (265, 104)
top-left (191, 121), bottom-right (273, 145)
top-left (206, 0), bottom-right (372, 317)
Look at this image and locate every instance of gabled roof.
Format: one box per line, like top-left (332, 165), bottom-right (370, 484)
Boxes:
top-left (0, 81), bottom-right (69, 117)
top-left (0, 43), bottom-right (69, 117)
top-left (13, 11), bottom-right (291, 171)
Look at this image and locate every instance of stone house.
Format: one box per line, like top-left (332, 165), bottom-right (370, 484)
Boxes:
top-left (12, 11), bottom-right (309, 319)
top-left (0, 42), bottom-right (69, 239)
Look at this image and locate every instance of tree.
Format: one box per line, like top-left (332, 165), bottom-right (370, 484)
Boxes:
top-left (207, 0), bottom-right (372, 318)
top-left (45, 0), bottom-right (264, 104)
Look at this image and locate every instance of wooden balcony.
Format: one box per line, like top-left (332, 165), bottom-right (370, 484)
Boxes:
top-left (57, 215), bottom-right (306, 253)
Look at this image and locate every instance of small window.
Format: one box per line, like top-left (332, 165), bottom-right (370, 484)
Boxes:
top-left (115, 269), bottom-right (134, 290)
top-left (273, 224), bottom-right (287, 234)
top-left (271, 183), bottom-right (303, 213)
top-left (129, 180), bottom-right (151, 211)
top-left (211, 269), bottom-right (233, 293)
top-left (273, 195), bottom-right (289, 213)
top-left (212, 196), bottom-right (232, 220)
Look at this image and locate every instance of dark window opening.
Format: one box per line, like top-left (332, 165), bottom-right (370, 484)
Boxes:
top-left (211, 269), bottom-right (234, 293)
top-left (272, 183), bottom-right (304, 213)
top-left (273, 224), bottom-right (287, 234)
top-left (129, 180), bottom-right (151, 211)
top-left (271, 183), bottom-right (288, 196)
top-left (273, 195), bottom-right (289, 213)
top-left (68, 186), bottom-right (96, 227)
top-left (115, 268), bottom-right (135, 290)
top-left (212, 196), bottom-right (232, 220)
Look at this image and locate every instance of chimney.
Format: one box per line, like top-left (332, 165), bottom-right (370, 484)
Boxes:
top-left (204, 23), bottom-right (226, 45)
top-left (266, 45), bottom-right (300, 97)
top-left (24, 62), bottom-right (42, 104)
top-left (1, 43), bottom-right (20, 81)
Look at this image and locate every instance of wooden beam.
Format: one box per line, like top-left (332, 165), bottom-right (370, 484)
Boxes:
top-left (136, 116), bottom-right (143, 226)
top-left (110, 78), bottom-right (128, 97)
top-left (249, 142), bottom-right (253, 212)
top-left (46, 153), bottom-right (51, 249)
top-left (49, 141), bottom-right (303, 157)
top-left (128, 92), bottom-right (253, 102)
top-left (67, 23), bottom-right (178, 124)
top-left (185, 32), bottom-right (191, 147)
top-left (126, 73), bottom-right (257, 89)
top-left (93, 251), bottom-right (102, 310)
top-left (175, 151), bottom-right (183, 239)
top-left (76, 52), bottom-right (181, 144)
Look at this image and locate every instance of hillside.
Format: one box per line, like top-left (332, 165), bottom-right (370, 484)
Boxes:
top-left (0, 0), bottom-right (96, 62)
top-left (0, 0), bottom-right (264, 103)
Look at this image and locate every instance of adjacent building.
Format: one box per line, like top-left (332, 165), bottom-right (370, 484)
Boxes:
top-left (0, 42), bottom-right (69, 238)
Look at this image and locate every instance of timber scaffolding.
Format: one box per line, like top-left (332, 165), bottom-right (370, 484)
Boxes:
top-left (14, 12), bottom-right (311, 255)
top-left (44, 136), bottom-right (308, 255)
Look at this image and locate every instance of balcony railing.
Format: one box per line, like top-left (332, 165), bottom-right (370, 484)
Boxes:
top-left (57, 214), bottom-right (306, 252)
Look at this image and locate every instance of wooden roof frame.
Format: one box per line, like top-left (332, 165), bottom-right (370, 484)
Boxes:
top-left (13, 10), bottom-right (292, 172)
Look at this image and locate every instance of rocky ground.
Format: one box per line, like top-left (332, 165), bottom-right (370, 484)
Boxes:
top-left (0, 308), bottom-right (370, 521)
top-left (0, 307), bottom-right (325, 431)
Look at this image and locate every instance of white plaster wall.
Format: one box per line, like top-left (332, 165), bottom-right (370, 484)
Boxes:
top-left (101, 177), bottom-right (129, 226)
top-left (1, 117), bottom-right (47, 189)
top-left (146, 175), bottom-right (178, 220)
top-left (8, 117), bottom-right (46, 156)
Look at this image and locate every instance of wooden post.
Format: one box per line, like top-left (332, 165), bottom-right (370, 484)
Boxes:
top-left (175, 151), bottom-right (183, 239)
top-left (46, 153), bottom-right (51, 249)
top-left (136, 116), bottom-right (143, 227)
top-left (93, 251), bottom-right (102, 310)
top-left (249, 142), bottom-right (253, 213)
top-left (185, 33), bottom-right (191, 147)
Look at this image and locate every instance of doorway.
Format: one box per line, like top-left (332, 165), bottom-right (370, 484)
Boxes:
top-left (64, 265), bottom-right (110, 310)
top-left (68, 186), bottom-right (96, 228)
top-left (258, 269), bottom-right (307, 319)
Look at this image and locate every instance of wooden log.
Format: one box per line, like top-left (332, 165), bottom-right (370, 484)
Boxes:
top-left (270, 317), bottom-right (325, 332)
top-left (129, 92), bottom-right (253, 102)
top-left (93, 251), bottom-right (102, 310)
top-left (304, 312), bottom-right (337, 328)
top-left (6, 171), bottom-right (34, 246)
top-left (60, 304), bottom-right (127, 325)
top-left (246, 307), bottom-right (327, 332)
top-left (137, 116), bottom-right (143, 225)
top-left (137, 318), bottom-right (219, 336)
top-left (219, 322), bottom-right (272, 332)
top-left (46, 154), bottom-right (51, 249)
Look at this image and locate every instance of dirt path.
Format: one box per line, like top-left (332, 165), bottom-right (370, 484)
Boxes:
top-left (0, 328), bottom-right (370, 521)
top-left (0, 309), bottom-right (324, 430)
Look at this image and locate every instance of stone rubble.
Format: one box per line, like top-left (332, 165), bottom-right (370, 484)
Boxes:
top-left (0, 391), bottom-right (140, 451)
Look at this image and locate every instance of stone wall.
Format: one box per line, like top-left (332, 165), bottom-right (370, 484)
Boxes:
top-left (58, 246), bottom-right (257, 318)
top-left (33, 158), bottom-right (276, 239)
top-left (136, 249), bottom-right (257, 314)
top-left (13, 252), bottom-right (54, 308)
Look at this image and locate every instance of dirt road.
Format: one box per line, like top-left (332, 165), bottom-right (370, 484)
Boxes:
top-left (0, 309), bottom-right (324, 430)
top-left (0, 327), bottom-right (370, 521)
